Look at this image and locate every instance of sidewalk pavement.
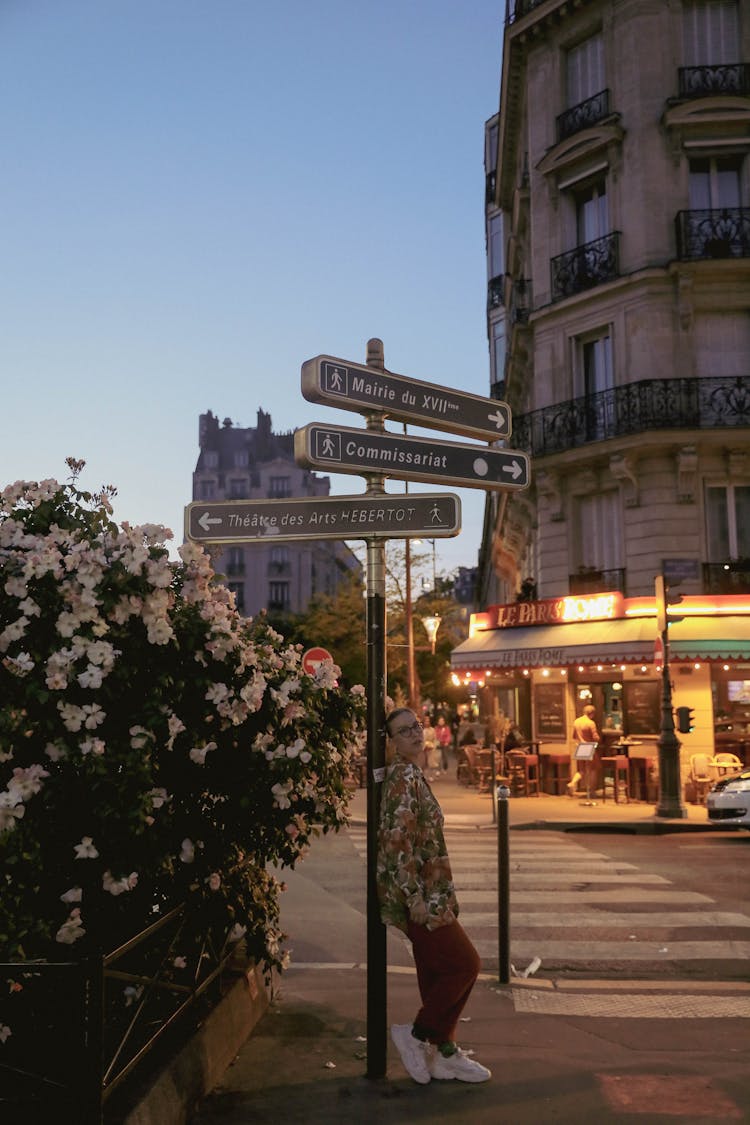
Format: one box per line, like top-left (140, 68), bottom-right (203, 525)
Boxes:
top-left (189, 769), bottom-right (749, 1125)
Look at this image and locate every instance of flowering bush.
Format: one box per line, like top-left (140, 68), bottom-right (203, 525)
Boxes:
top-left (0, 463), bottom-right (366, 1012)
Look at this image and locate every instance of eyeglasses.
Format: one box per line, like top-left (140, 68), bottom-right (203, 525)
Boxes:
top-left (393, 720), bottom-right (423, 738)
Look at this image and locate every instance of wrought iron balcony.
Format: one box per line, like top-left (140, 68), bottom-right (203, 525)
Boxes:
top-left (569, 567), bottom-right (626, 596)
top-left (506, 0), bottom-right (547, 23)
top-left (551, 232), bottom-right (620, 302)
top-left (512, 375), bottom-right (750, 458)
top-left (678, 63), bottom-right (750, 98)
top-left (675, 208), bottom-right (750, 261)
top-left (488, 275), bottom-right (505, 310)
top-left (556, 89), bottom-right (611, 142)
top-left (703, 561), bottom-right (750, 595)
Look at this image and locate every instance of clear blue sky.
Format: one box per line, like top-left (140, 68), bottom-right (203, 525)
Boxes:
top-left (1, 1), bottom-right (504, 579)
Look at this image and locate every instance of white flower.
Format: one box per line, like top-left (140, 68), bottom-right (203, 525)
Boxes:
top-left (0, 794), bottom-right (25, 833)
top-left (77, 664), bottom-right (104, 690)
top-left (82, 704), bottom-right (105, 730)
top-left (8, 764), bottom-right (50, 801)
top-left (55, 908), bottom-right (86, 945)
top-left (124, 984), bottom-right (143, 1007)
top-left (74, 836), bottom-right (99, 859)
top-left (148, 787), bottom-right (170, 809)
top-left (173, 956), bottom-right (187, 969)
top-left (271, 780), bottom-right (293, 810)
top-left (129, 726), bottom-right (153, 749)
top-left (4, 651), bottom-right (34, 676)
top-left (60, 886), bottom-right (82, 904)
top-left (351, 684), bottom-right (365, 696)
top-left (146, 618), bottom-right (174, 645)
top-left (0, 1024), bottom-right (11, 1043)
top-left (180, 838), bottom-right (195, 863)
top-left (228, 924), bottom-right (247, 943)
top-left (300, 750), bottom-right (312, 764)
top-left (0, 616), bottom-right (29, 653)
top-left (4, 576), bottom-right (28, 598)
top-left (206, 872), bottom-right (221, 891)
top-left (44, 742), bottom-right (67, 762)
top-left (103, 870), bottom-right (138, 896)
top-left (189, 742), bottom-right (216, 765)
top-left (58, 702), bottom-right (85, 732)
top-left (205, 682), bottom-right (230, 704)
top-left (80, 738), bottom-right (105, 757)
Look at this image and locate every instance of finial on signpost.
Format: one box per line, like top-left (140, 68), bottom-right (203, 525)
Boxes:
top-left (366, 337), bottom-right (384, 370)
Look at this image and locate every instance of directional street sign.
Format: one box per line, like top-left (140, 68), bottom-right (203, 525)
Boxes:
top-left (185, 492), bottom-right (461, 544)
top-left (301, 354), bottom-right (512, 441)
top-left (294, 423), bottom-right (530, 493)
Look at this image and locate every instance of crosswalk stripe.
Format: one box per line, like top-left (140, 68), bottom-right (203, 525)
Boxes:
top-left (457, 872), bottom-right (671, 884)
top-left (460, 889), bottom-right (713, 902)
top-left (509, 991), bottom-right (750, 1018)
top-left (460, 911), bottom-right (750, 927)
top-left (473, 939), bottom-right (750, 960)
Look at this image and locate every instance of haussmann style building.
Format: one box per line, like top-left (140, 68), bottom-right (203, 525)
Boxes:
top-left (191, 409), bottom-right (360, 618)
top-left (451, 0), bottom-right (750, 806)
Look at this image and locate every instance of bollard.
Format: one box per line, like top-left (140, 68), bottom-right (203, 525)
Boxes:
top-left (497, 784), bottom-right (511, 984)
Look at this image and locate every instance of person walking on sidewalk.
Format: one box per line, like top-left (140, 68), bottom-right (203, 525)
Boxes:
top-left (568, 703), bottom-right (601, 796)
top-left (376, 707), bottom-right (491, 1086)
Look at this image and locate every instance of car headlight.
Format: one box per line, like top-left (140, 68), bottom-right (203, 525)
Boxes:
top-left (721, 777), bottom-right (750, 794)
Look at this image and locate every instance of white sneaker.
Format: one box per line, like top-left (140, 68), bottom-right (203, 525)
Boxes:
top-left (430, 1046), bottom-right (491, 1083)
top-left (391, 1023), bottom-right (431, 1084)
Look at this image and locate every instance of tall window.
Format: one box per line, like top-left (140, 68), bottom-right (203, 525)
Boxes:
top-left (199, 480), bottom-right (215, 500)
top-left (566, 31), bottom-right (604, 107)
top-left (683, 0), bottom-right (739, 66)
top-left (270, 546), bottom-right (290, 572)
top-left (268, 581), bottom-right (290, 611)
top-left (492, 319), bottom-right (507, 385)
top-left (689, 156), bottom-right (742, 209)
top-left (228, 583), bottom-right (245, 614)
top-left (572, 491), bottom-right (622, 571)
top-left (204, 451), bottom-right (219, 469)
top-left (575, 178), bottom-right (609, 245)
top-left (705, 484), bottom-right (750, 560)
top-left (488, 214), bottom-right (504, 280)
top-left (234, 450), bottom-right (249, 468)
top-left (226, 546), bottom-right (244, 575)
top-left (582, 333), bottom-right (613, 397)
top-left (269, 476), bottom-right (291, 498)
top-left (229, 478), bottom-right (247, 498)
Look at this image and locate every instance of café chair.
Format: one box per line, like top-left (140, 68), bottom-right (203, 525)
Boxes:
top-left (711, 752), bottom-right (742, 777)
top-left (505, 749), bottom-right (540, 797)
top-left (688, 753), bottom-right (716, 804)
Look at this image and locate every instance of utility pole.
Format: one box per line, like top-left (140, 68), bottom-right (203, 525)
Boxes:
top-left (655, 575), bottom-right (688, 819)
top-left (364, 339), bottom-right (388, 1078)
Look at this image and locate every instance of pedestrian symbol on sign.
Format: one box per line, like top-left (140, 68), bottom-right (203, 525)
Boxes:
top-left (324, 364), bottom-right (347, 394)
top-left (315, 431), bottom-right (340, 459)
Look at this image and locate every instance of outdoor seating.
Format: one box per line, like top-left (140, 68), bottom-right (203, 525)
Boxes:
top-left (712, 752), bottom-right (742, 776)
top-left (601, 755), bottom-right (629, 804)
top-left (505, 749), bottom-right (540, 797)
top-left (689, 753), bottom-right (716, 803)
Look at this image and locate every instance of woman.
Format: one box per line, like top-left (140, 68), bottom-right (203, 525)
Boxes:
top-left (376, 707), bottom-right (491, 1085)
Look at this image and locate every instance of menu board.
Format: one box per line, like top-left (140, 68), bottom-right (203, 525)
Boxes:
top-left (533, 683), bottom-right (566, 739)
top-left (623, 681), bottom-right (661, 735)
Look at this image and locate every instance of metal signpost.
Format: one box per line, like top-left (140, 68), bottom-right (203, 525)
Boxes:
top-left (294, 422), bottom-right (530, 492)
top-left (184, 493), bottom-right (461, 544)
top-left (301, 353), bottom-right (512, 441)
top-left (184, 340), bottom-right (531, 1082)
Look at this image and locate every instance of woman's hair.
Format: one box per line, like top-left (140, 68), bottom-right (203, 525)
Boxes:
top-left (385, 707), bottom-right (413, 737)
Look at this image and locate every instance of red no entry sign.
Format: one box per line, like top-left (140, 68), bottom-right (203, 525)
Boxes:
top-left (301, 647), bottom-right (334, 675)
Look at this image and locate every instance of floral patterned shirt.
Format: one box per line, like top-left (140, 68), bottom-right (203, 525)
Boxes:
top-left (376, 757), bottom-right (459, 933)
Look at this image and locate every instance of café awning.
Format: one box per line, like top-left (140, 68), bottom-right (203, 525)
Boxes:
top-left (451, 616), bottom-right (750, 672)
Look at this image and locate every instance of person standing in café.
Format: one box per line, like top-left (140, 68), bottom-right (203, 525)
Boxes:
top-left (377, 707), bottom-right (491, 1085)
top-left (568, 703), bottom-right (601, 796)
top-left (434, 715), bottom-right (453, 772)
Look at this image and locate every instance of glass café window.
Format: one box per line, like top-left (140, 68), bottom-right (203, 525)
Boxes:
top-left (705, 483), bottom-right (750, 560)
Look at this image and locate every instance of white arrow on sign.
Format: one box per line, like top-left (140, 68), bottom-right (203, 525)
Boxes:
top-left (487, 408), bottom-right (508, 430)
top-left (501, 460), bottom-right (525, 481)
top-left (198, 512), bottom-right (223, 533)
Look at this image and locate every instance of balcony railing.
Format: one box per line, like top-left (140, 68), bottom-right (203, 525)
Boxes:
top-left (569, 567), bottom-right (626, 596)
top-left (556, 88), bottom-right (610, 142)
top-left (506, 0), bottom-right (547, 23)
top-left (488, 275), bottom-right (505, 310)
top-left (513, 375), bottom-right (750, 457)
top-left (703, 561), bottom-right (750, 595)
top-left (678, 63), bottom-right (750, 98)
top-left (675, 207), bottom-right (750, 261)
top-left (551, 232), bottom-right (620, 302)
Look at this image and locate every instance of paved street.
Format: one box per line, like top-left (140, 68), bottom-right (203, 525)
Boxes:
top-left (191, 774), bottom-right (750, 1123)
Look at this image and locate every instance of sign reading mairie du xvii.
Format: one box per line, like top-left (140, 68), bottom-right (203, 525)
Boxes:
top-left (301, 354), bottom-right (511, 441)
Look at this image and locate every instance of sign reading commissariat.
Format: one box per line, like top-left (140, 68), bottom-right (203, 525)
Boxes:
top-left (301, 354), bottom-right (512, 441)
top-left (294, 423), bottom-right (529, 492)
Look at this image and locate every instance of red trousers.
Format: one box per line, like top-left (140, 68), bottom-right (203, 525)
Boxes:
top-left (406, 918), bottom-right (481, 1045)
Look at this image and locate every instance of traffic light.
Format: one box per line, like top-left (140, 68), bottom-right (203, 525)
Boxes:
top-left (655, 575), bottom-right (685, 633)
top-left (675, 706), bottom-right (695, 734)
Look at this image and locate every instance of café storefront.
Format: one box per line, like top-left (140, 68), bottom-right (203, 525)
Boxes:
top-left (450, 592), bottom-right (750, 802)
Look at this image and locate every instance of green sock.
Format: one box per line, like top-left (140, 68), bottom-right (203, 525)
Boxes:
top-left (439, 1041), bottom-right (457, 1057)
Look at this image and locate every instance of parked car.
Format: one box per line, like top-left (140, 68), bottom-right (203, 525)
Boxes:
top-left (706, 769), bottom-right (750, 829)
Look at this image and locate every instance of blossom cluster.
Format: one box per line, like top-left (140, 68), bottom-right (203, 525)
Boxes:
top-left (1, 468), bottom-right (366, 1043)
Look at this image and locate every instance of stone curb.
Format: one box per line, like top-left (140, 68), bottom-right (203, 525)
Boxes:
top-left (120, 962), bottom-right (273, 1125)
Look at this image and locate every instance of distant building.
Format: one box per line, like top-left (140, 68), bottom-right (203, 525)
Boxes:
top-left (192, 409), bottom-right (361, 617)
